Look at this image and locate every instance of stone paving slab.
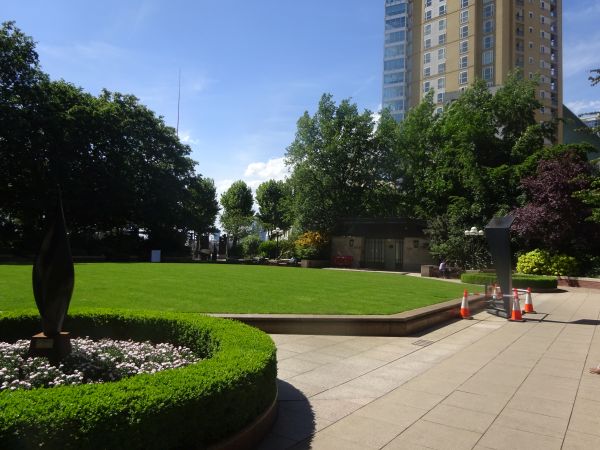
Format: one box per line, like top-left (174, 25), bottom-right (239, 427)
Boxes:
top-left (258, 287), bottom-right (600, 449)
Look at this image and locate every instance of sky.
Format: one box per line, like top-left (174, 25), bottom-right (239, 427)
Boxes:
top-left (3, 1), bottom-right (599, 200)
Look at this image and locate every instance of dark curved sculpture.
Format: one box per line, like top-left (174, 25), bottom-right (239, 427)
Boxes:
top-left (32, 194), bottom-right (74, 337)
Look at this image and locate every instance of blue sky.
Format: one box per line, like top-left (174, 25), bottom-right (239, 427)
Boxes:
top-left (3, 1), bottom-right (599, 199)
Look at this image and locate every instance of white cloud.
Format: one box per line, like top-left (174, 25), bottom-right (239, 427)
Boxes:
top-left (371, 103), bottom-right (382, 130)
top-left (214, 179), bottom-right (234, 202)
top-left (566, 100), bottom-right (600, 115)
top-left (179, 130), bottom-right (201, 146)
top-left (244, 157), bottom-right (288, 180)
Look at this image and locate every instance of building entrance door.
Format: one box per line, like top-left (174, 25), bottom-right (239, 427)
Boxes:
top-left (384, 239), bottom-right (403, 271)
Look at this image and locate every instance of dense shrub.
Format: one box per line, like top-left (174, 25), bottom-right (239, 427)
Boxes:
top-left (240, 235), bottom-right (262, 258)
top-left (258, 240), bottom-right (278, 258)
top-left (516, 249), bottom-right (579, 276)
top-left (0, 311), bottom-right (277, 450)
top-left (460, 272), bottom-right (557, 290)
top-left (295, 231), bottom-right (329, 260)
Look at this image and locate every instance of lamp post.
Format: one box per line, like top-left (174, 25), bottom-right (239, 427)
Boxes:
top-left (273, 227), bottom-right (282, 259)
top-left (464, 227), bottom-right (485, 270)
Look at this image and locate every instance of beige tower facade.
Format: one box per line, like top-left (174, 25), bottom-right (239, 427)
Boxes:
top-left (384, 0), bottom-right (562, 140)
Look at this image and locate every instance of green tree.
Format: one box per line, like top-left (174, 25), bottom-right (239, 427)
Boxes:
top-left (0, 22), bottom-right (218, 255)
top-left (220, 181), bottom-right (254, 254)
top-left (418, 74), bottom-right (551, 266)
top-left (255, 179), bottom-right (291, 234)
top-left (286, 94), bottom-right (399, 233)
top-left (392, 91), bottom-right (441, 217)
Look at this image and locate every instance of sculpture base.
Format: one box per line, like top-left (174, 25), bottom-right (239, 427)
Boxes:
top-left (28, 332), bottom-right (72, 364)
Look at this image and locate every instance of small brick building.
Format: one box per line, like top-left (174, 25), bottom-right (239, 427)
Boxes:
top-left (331, 218), bottom-right (434, 272)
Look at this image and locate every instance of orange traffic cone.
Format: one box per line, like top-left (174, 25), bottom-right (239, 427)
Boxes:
top-left (461, 289), bottom-right (472, 319)
top-left (523, 287), bottom-right (536, 314)
top-left (510, 289), bottom-right (525, 322)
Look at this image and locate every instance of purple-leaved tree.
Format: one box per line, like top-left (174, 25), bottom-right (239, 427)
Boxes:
top-left (512, 149), bottom-right (596, 254)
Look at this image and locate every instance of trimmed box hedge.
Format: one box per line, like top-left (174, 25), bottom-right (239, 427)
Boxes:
top-left (460, 272), bottom-right (557, 290)
top-left (0, 310), bottom-right (277, 450)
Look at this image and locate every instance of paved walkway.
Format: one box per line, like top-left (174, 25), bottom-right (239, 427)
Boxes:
top-left (258, 288), bottom-right (600, 449)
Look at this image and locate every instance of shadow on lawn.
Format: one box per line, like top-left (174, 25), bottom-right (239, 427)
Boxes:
top-left (257, 379), bottom-right (316, 449)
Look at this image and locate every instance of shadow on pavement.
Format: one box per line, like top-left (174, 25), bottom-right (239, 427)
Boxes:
top-left (257, 379), bottom-right (316, 450)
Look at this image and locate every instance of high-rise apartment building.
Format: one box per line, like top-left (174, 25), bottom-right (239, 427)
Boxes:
top-left (383, 0), bottom-right (562, 138)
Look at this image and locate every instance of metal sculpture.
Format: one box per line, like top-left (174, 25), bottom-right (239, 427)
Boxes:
top-left (29, 193), bottom-right (74, 362)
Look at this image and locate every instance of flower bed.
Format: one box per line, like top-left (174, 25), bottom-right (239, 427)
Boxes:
top-left (1, 338), bottom-right (200, 390)
top-left (0, 310), bottom-right (277, 450)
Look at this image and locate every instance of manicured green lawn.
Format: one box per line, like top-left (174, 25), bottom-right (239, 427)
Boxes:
top-left (0, 263), bottom-right (482, 315)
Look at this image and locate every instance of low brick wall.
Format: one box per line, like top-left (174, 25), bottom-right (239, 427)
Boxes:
top-left (212, 294), bottom-right (487, 337)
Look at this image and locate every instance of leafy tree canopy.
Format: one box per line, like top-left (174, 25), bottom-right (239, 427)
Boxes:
top-left (0, 22), bottom-right (218, 255)
top-left (219, 180), bottom-right (254, 248)
top-left (255, 179), bottom-right (291, 234)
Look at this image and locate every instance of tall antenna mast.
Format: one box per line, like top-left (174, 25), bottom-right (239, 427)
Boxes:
top-left (176, 68), bottom-right (181, 137)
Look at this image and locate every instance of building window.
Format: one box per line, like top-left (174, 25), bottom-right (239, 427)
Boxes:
top-left (438, 34), bottom-right (447, 45)
top-left (438, 77), bottom-right (445, 89)
top-left (384, 58), bottom-right (405, 71)
top-left (425, 10), bottom-right (432, 20)
top-left (424, 81), bottom-right (431, 92)
top-left (438, 47), bottom-right (446, 59)
top-left (439, 5), bottom-right (446, 15)
top-left (385, 30), bottom-right (406, 44)
top-left (436, 107), bottom-right (443, 115)
top-left (483, 35), bottom-right (494, 49)
top-left (425, 24), bottom-right (432, 35)
top-left (483, 4), bottom-right (494, 18)
top-left (385, 3), bottom-right (407, 16)
top-left (386, 17), bottom-right (407, 30)
top-left (437, 92), bottom-right (444, 103)
top-left (425, 0), bottom-right (432, 7)
top-left (424, 52), bottom-right (431, 64)
top-left (482, 50), bottom-right (493, 65)
top-left (438, 19), bottom-right (446, 31)
top-left (460, 55), bottom-right (468, 69)
top-left (384, 45), bottom-right (404, 58)
top-left (461, 0), bottom-right (468, 7)
top-left (484, 20), bottom-right (494, 33)
top-left (424, 67), bottom-right (431, 77)
top-left (384, 71), bottom-right (405, 84)
top-left (424, 38), bottom-right (432, 49)
top-left (438, 62), bottom-right (446, 73)
top-left (384, 100), bottom-right (405, 112)
top-left (482, 66), bottom-right (493, 81)
top-left (383, 86), bottom-right (403, 99)
top-left (460, 10), bottom-right (469, 24)
top-left (459, 40), bottom-right (469, 54)
top-left (459, 71), bottom-right (468, 85)
top-left (460, 25), bottom-right (469, 39)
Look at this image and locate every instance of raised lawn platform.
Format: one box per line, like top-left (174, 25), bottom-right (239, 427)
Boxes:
top-left (0, 263), bottom-right (482, 315)
top-left (212, 293), bottom-right (488, 336)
